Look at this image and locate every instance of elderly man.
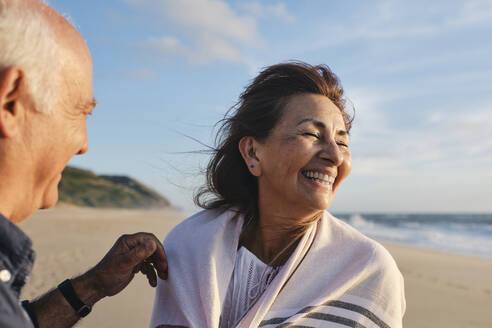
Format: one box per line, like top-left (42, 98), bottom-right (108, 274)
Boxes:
top-left (0, 1), bottom-right (167, 327)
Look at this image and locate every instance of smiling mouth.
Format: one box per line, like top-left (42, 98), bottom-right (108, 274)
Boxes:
top-left (301, 170), bottom-right (335, 186)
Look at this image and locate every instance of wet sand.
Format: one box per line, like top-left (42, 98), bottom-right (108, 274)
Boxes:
top-left (19, 208), bottom-right (492, 328)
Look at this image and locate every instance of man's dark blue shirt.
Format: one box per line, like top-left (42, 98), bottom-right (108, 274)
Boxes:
top-left (0, 213), bottom-right (35, 327)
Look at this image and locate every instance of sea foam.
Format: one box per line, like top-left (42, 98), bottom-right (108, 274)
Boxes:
top-left (335, 213), bottom-right (492, 259)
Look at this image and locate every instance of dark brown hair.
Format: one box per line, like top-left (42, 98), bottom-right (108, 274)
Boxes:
top-left (194, 61), bottom-right (353, 223)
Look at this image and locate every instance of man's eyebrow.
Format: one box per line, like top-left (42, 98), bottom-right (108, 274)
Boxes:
top-left (297, 118), bottom-right (349, 136)
top-left (78, 98), bottom-right (98, 111)
top-left (88, 98), bottom-right (98, 109)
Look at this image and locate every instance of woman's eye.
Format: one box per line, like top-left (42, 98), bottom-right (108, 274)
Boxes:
top-left (303, 132), bottom-right (321, 139)
top-left (337, 141), bottom-right (349, 148)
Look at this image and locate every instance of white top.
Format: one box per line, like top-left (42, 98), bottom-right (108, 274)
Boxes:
top-left (219, 247), bottom-right (280, 328)
top-left (150, 210), bottom-right (405, 328)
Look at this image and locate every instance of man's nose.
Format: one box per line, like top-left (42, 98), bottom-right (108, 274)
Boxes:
top-left (77, 138), bottom-right (89, 155)
top-left (319, 140), bottom-right (343, 166)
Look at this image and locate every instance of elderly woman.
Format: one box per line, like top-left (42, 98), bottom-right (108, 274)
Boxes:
top-left (150, 62), bottom-right (405, 328)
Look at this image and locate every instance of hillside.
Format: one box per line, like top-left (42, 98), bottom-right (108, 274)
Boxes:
top-left (58, 166), bottom-right (170, 208)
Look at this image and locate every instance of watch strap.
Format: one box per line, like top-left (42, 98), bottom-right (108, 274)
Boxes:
top-left (21, 300), bottom-right (39, 328)
top-left (57, 279), bottom-right (92, 317)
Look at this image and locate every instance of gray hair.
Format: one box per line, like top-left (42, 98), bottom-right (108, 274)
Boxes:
top-left (0, 0), bottom-right (61, 113)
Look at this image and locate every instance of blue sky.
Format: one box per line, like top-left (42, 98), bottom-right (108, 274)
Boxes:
top-left (50, 0), bottom-right (492, 213)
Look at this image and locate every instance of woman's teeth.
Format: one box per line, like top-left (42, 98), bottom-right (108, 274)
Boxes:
top-left (302, 170), bottom-right (335, 184)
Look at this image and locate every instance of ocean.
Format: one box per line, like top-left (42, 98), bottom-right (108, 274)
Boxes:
top-left (334, 213), bottom-right (492, 259)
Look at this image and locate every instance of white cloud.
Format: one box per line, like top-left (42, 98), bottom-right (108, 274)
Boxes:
top-left (450, 0), bottom-right (492, 27)
top-left (239, 2), bottom-right (295, 23)
top-left (341, 107), bottom-right (492, 211)
top-left (142, 36), bottom-right (186, 56)
top-left (157, 0), bottom-right (259, 46)
top-left (308, 0), bottom-right (492, 50)
top-left (344, 84), bottom-right (492, 176)
top-left (126, 0), bottom-right (294, 64)
top-left (425, 107), bottom-right (492, 158)
top-left (376, 46), bottom-right (492, 74)
top-left (345, 87), bottom-right (394, 137)
top-left (139, 34), bottom-right (244, 64)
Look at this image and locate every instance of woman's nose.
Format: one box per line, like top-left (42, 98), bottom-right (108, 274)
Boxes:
top-left (319, 140), bottom-right (343, 166)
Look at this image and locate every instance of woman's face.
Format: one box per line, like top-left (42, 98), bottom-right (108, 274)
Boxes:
top-left (254, 93), bottom-right (352, 217)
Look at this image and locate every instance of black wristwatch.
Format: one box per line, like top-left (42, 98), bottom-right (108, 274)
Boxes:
top-left (57, 279), bottom-right (92, 317)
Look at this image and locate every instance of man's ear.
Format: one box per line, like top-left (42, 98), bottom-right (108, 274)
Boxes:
top-left (0, 67), bottom-right (26, 138)
top-left (238, 136), bottom-right (261, 177)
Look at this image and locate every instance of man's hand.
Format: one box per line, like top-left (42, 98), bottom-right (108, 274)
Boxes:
top-left (32, 233), bottom-right (167, 328)
top-left (86, 232), bottom-right (168, 299)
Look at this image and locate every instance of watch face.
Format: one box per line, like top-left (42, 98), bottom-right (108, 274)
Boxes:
top-left (77, 304), bottom-right (92, 317)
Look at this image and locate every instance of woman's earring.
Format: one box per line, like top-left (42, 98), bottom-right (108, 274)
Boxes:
top-left (250, 164), bottom-right (255, 168)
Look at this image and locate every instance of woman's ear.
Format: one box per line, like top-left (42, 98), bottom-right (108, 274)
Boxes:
top-left (238, 136), bottom-right (261, 176)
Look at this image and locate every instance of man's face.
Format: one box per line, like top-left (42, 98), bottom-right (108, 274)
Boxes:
top-left (22, 37), bottom-right (95, 210)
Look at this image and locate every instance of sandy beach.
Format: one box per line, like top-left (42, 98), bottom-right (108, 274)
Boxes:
top-left (19, 208), bottom-right (492, 328)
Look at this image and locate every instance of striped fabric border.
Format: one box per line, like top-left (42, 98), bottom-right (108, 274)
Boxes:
top-left (259, 300), bottom-right (390, 328)
top-left (277, 312), bottom-right (367, 328)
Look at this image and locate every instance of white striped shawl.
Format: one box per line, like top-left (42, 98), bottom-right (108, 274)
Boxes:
top-left (150, 209), bottom-right (405, 328)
